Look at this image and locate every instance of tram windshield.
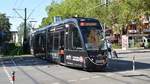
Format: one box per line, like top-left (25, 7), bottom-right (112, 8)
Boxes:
top-left (81, 26), bottom-right (103, 50)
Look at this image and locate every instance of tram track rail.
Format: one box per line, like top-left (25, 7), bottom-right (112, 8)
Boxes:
top-left (93, 73), bottom-right (130, 84)
top-left (17, 56), bottom-right (150, 84)
top-left (15, 56), bottom-right (70, 84)
top-left (2, 55), bottom-right (150, 84)
top-left (116, 72), bottom-right (150, 82)
top-left (10, 58), bottom-right (41, 84)
top-left (93, 70), bottom-right (150, 84)
top-left (0, 57), bottom-right (40, 84)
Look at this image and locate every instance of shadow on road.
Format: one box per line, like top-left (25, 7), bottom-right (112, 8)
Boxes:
top-left (0, 56), bottom-right (150, 73)
top-left (0, 55), bottom-right (55, 67)
top-left (107, 59), bottom-right (150, 72)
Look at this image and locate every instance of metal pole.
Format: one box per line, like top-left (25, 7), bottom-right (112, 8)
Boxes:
top-left (132, 55), bottom-right (135, 71)
top-left (23, 8), bottom-right (27, 53)
top-left (24, 8), bottom-right (27, 41)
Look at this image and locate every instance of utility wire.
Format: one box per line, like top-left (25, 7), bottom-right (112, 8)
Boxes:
top-left (27, 0), bottom-right (44, 19)
top-left (11, 0), bottom-right (19, 20)
top-left (13, 0), bottom-right (18, 8)
top-left (18, 0), bottom-right (25, 8)
top-left (12, 8), bottom-right (24, 20)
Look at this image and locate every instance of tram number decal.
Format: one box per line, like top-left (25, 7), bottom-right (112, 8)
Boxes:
top-left (66, 55), bottom-right (71, 60)
top-left (66, 55), bottom-right (82, 62)
top-left (72, 56), bottom-right (80, 62)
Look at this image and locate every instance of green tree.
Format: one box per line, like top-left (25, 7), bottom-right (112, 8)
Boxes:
top-left (40, 0), bottom-right (102, 27)
top-left (0, 13), bottom-right (11, 44)
top-left (103, 0), bottom-right (150, 34)
top-left (40, 0), bottom-right (150, 35)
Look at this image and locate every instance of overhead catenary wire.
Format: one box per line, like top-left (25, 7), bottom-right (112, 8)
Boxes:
top-left (12, 0), bottom-right (19, 17)
top-left (17, 0), bottom-right (25, 8)
top-left (27, 0), bottom-right (44, 19)
top-left (13, 0), bottom-right (18, 8)
top-left (10, 0), bottom-right (18, 20)
top-left (12, 8), bottom-right (24, 20)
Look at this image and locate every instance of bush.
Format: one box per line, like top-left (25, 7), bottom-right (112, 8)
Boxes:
top-left (1, 43), bottom-right (24, 56)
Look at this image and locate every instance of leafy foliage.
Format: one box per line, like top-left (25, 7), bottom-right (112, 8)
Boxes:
top-left (40, 0), bottom-right (150, 35)
top-left (0, 13), bottom-right (11, 44)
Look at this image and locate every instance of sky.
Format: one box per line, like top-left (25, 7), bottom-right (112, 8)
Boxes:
top-left (0, 0), bottom-right (54, 31)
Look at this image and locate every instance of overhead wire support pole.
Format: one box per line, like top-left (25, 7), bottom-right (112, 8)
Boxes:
top-left (22, 8), bottom-right (28, 54)
top-left (13, 8), bottom-right (28, 53)
top-left (13, 8), bottom-right (27, 44)
top-left (24, 8), bottom-right (27, 41)
top-left (13, 8), bottom-right (28, 41)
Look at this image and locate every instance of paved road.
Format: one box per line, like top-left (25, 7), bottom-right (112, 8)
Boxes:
top-left (0, 52), bottom-right (150, 84)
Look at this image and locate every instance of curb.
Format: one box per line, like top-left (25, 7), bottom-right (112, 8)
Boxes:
top-left (114, 49), bottom-right (150, 54)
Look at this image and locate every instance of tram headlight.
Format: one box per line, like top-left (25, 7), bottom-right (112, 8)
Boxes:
top-left (79, 56), bottom-right (83, 62)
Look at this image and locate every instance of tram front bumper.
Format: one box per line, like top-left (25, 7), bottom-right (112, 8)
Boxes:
top-left (84, 57), bottom-right (107, 70)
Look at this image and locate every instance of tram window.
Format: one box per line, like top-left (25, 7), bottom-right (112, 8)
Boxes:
top-left (42, 35), bottom-right (46, 49)
top-left (73, 28), bottom-right (82, 49)
top-left (81, 27), bottom-right (103, 50)
top-left (53, 33), bottom-right (59, 50)
top-left (38, 35), bottom-right (42, 47)
top-left (65, 28), bottom-right (69, 49)
top-left (48, 31), bottom-right (53, 51)
top-left (60, 31), bottom-right (64, 47)
top-left (39, 35), bottom-right (45, 50)
top-left (68, 24), bottom-right (82, 50)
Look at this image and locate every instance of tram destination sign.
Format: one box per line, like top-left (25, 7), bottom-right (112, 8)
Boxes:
top-left (80, 22), bottom-right (97, 26)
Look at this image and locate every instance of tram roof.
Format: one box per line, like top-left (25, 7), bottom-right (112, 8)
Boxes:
top-left (52, 17), bottom-right (99, 25)
top-left (34, 17), bottom-right (99, 34)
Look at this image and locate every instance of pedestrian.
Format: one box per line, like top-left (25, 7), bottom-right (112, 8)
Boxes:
top-left (107, 40), bottom-right (113, 58)
top-left (58, 45), bottom-right (64, 63)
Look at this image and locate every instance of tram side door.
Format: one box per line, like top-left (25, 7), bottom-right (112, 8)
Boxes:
top-left (64, 23), bottom-right (86, 67)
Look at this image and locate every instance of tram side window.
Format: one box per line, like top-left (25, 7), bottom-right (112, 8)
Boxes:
top-left (42, 34), bottom-right (46, 50)
top-left (53, 32), bottom-right (59, 50)
top-left (68, 24), bottom-right (82, 50)
top-left (65, 29), bottom-right (69, 49)
top-left (35, 35), bottom-right (39, 48)
top-left (60, 31), bottom-right (64, 47)
top-left (38, 35), bottom-right (41, 48)
top-left (48, 31), bottom-right (53, 51)
top-left (39, 35), bottom-right (44, 51)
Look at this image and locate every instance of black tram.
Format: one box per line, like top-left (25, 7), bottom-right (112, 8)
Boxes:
top-left (30, 17), bottom-right (108, 70)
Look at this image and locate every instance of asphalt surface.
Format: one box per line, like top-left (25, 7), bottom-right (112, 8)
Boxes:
top-left (0, 52), bottom-right (150, 84)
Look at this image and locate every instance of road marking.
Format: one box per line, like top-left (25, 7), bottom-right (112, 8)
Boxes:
top-left (52, 82), bottom-right (60, 84)
top-left (106, 73), bottom-right (114, 76)
top-left (80, 77), bottom-right (90, 80)
top-left (68, 79), bottom-right (77, 82)
top-left (91, 75), bottom-right (100, 79)
top-left (1, 61), bottom-right (13, 84)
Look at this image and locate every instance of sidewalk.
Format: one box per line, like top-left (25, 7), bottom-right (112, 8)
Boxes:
top-left (114, 48), bottom-right (150, 54)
